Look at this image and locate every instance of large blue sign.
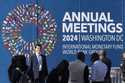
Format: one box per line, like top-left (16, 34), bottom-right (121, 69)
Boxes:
top-left (0, 0), bottom-right (124, 83)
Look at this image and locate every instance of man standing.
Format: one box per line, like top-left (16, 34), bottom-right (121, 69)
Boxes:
top-left (120, 51), bottom-right (125, 82)
top-left (91, 52), bottom-right (107, 83)
top-left (68, 52), bottom-right (89, 83)
top-left (30, 44), bottom-right (48, 83)
top-left (98, 50), bottom-right (112, 83)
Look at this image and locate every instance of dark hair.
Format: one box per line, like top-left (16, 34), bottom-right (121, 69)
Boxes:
top-left (35, 44), bottom-right (41, 48)
top-left (57, 60), bottom-right (69, 75)
top-left (57, 60), bottom-right (69, 69)
top-left (11, 55), bottom-right (27, 71)
top-left (91, 52), bottom-right (99, 62)
top-left (121, 51), bottom-right (125, 60)
top-left (77, 52), bottom-right (85, 61)
top-left (101, 50), bottom-right (106, 57)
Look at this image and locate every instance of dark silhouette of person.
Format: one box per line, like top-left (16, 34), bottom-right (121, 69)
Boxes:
top-left (29, 44), bottom-right (48, 83)
top-left (68, 52), bottom-right (90, 83)
top-left (8, 55), bottom-right (29, 83)
top-left (120, 51), bottom-right (125, 81)
top-left (98, 50), bottom-right (112, 83)
top-left (47, 60), bottom-right (69, 83)
top-left (47, 68), bottom-right (59, 83)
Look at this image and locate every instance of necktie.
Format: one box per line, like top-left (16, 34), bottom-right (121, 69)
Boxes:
top-left (38, 55), bottom-right (42, 71)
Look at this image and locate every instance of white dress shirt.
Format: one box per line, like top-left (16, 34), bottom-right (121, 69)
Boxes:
top-left (36, 53), bottom-right (42, 71)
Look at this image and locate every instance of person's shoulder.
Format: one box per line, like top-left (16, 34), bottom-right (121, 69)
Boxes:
top-left (71, 60), bottom-right (81, 64)
top-left (104, 57), bottom-right (110, 61)
top-left (104, 57), bottom-right (112, 64)
top-left (81, 62), bottom-right (87, 69)
top-left (93, 60), bottom-right (102, 67)
top-left (94, 60), bottom-right (99, 64)
top-left (69, 61), bottom-right (75, 65)
top-left (41, 54), bottom-right (47, 59)
top-left (69, 61), bottom-right (78, 67)
top-left (101, 61), bottom-right (107, 68)
top-left (41, 54), bottom-right (46, 57)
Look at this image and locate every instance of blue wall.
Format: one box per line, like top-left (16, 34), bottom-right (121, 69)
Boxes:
top-left (0, 0), bottom-right (124, 83)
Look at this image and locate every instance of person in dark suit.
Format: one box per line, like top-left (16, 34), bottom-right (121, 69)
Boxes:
top-left (47, 60), bottom-right (69, 83)
top-left (47, 68), bottom-right (59, 83)
top-left (98, 50), bottom-right (112, 83)
top-left (30, 44), bottom-right (48, 83)
top-left (8, 55), bottom-right (29, 83)
top-left (8, 56), bottom-right (20, 83)
top-left (58, 60), bottom-right (69, 83)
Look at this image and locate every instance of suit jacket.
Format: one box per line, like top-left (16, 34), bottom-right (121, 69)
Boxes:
top-left (47, 68), bottom-right (59, 83)
top-left (30, 54), bottom-right (48, 80)
top-left (8, 56), bottom-right (28, 83)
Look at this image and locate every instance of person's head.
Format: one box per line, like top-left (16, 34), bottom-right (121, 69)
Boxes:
top-left (91, 52), bottom-right (99, 63)
top-left (77, 52), bottom-right (85, 62)
top-left (57, 60), bottom-right (69, 75)
top-left (12, 55), bottom-right (27, 70)
top-left (98, 50), bottom-right (106, 60)
top-left (35, 44), bottom-right (41, 54)
top-left (57, 60), bottom-right (69, 70)
top-left (122, 52), bottom-right (125, 60)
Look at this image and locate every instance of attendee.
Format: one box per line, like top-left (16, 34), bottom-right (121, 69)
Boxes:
top-left (58, 60), bottom-right (69, 83)
top-left (91, 52), bottom-right (107, 83)
top-left (25, 53), bottom-right (31, 68)
top-left (25, 53), bottom-right (33, 81)
top-left (47, 68), bottom-right (59, 83)
top-left (98, 50), bottom-right (112, 83)
top-left (68, 52), bottom-right (89, 83)
top-left (47, 60), bottom-right (69, 83)
top-left (8, 55), bottom-right (29, 83)
top-left (30, 44), bottom-right (48, 83)
top-left (120, 51), bottom-right (125, 81)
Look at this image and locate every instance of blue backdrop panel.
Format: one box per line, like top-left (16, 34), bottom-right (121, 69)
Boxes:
top-left (0, 0), bottom-right (124, 83)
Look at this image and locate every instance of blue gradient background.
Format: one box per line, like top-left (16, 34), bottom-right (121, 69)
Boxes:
top-left (0, 0), bottom-right (124, 83)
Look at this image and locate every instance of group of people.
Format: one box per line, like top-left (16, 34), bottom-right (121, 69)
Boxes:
top-left (8, 44), bottom-right (48, 83)
top-left (8, 44), bottom-right (113, 83)
top-left (68, 50), bottom-right (112, 83)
